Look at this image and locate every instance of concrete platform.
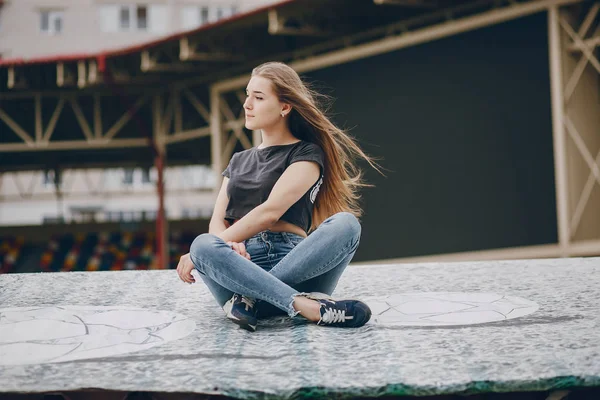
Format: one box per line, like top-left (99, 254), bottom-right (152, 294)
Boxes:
top-left (1, 257), bottom-right (600, 399)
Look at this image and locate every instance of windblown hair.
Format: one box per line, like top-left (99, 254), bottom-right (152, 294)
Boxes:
top-left (251, 62), bottom-right (382, 232)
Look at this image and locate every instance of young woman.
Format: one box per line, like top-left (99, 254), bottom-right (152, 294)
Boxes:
top-left (176, 61), bottom-right (380, 332)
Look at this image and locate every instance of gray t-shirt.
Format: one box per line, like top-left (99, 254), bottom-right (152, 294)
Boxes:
top-left (222, 140), bottom-right (325, 233)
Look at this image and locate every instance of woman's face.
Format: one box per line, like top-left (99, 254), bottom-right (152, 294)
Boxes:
top-left (243, 76), bottom-right (286, 131)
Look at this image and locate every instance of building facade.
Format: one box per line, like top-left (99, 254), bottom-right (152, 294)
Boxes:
top-left (0, 0), bottom-right (277, 59)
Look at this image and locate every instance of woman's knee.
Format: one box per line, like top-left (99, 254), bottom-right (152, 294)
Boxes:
top-left (190, 233), bottom-right (221, 258)
top-left (329, 212), bottom-right (361, 243)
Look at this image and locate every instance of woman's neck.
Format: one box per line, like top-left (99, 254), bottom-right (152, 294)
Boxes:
top-left (259, 126), bottom-right (298, 148)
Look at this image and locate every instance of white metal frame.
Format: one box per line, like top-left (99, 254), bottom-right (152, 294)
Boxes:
top-left (549, 2), bottom-right (600, 253)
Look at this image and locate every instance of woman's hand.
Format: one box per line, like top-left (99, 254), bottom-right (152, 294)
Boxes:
top-left (227, 241), bottom-right (251, 260)
top-left (176, 253), bottom-right (196, 284)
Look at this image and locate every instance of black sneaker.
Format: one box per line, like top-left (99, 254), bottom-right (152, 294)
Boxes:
top-left (223, 293), bottom-right (258, 332)
top-left (313, 296), bottom-right (372, 328)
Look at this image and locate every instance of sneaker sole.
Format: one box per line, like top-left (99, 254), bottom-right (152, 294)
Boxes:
top-left (231, 318), bottom-right (257, 332)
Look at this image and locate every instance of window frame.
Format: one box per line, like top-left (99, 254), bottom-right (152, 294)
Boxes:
top-left (118, 4), bottom-right (149, 32)
top-left (40, 9), bottom-right (64, 35)
top-left (136, 5), bottom-right (148, 31)
top-left (199, 6), bottom-right (210, 26)
top-left (119, 5), bottom-right (131, 30)
top-left (182, 4), bottom-right (238, 29)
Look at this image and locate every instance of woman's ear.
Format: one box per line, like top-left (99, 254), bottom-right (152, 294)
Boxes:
top-left (281, 103), bottom-right (292, 115)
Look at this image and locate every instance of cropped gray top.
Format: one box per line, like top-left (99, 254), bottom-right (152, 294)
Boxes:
top-left (222, 141), bottom-right (325, 233)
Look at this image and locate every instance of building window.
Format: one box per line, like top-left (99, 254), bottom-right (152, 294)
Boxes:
top-left (122, 168), bottom-right (134, 185)
top-left (181, 5), bottom-right (237, 30)
top-left (119, 5), bottom-right (148, 31)
top-left (219, 6), bottom-right (237, 19)
top-left (119, 6), bottom-right (130, 30)
top-left (100, 4), bottom-right (166, 33)
top-left (199, 7), bottom-right (210, 25)
top-left (43, 170), bottom-right (61, 187)
top-left (40, 10), bottom-right (64, 34)
top-left (137, 6), bottom-right (148, 30)
top-left (142, 168), bottom-right (152, 184)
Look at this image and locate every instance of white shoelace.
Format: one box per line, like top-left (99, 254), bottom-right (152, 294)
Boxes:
top-left (241, 296), bottom-right (255, 311)
top-left (319, 307), bottom-right (352, 324)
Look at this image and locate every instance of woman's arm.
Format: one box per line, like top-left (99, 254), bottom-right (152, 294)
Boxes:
top-left (217, 161), bottom-right (320, 243)
top-left (208, 177), bottom-right (230, 236)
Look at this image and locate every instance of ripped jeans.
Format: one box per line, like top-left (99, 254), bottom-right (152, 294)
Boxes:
top-left (189, 212), bottom-right (361, 318)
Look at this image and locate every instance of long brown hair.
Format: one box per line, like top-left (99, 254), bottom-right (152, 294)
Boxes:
top-left (251, 62), bottom-right (382, 232)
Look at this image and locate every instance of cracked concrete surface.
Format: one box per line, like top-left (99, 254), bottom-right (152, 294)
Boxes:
top-left (0, 258), bottom-right (599, 398)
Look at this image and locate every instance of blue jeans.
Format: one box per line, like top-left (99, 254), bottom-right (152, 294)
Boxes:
top-left (189, 212), bottom-right (361, 318)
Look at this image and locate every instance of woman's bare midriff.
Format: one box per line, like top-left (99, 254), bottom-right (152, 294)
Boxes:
top-left (232, 219), bottom-right (307, 238)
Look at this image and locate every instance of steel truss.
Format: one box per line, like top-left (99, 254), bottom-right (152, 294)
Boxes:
top-left (0, 87), bottom-right (217, 153)
top-left (549, 1), bottom-right (600, 255)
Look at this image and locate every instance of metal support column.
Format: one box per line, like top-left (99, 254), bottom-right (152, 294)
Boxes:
top-left (210, 86), bottom-right (223, 195)
top-left (548, 5), bottom-right (571, 256)
top-left (153, 94), bottom-right (168, 269)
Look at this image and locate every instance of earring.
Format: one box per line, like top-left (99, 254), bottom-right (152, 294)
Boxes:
top-left (281, 112), bottom-right (285, 117)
